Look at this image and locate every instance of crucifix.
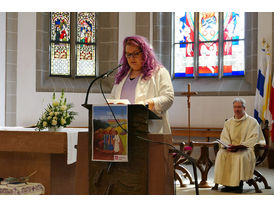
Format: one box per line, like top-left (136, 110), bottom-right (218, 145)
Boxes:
top-left (181, 83), bottom-right (198, 145)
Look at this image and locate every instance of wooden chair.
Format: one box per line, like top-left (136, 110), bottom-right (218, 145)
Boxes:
top-left (212, 120), bottom-right (272, 193)
top-left (172, 127), bottom-right (222, 187)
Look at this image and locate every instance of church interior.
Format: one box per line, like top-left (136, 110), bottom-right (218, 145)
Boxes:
top-left (0, 9), bottom-right (274, 200)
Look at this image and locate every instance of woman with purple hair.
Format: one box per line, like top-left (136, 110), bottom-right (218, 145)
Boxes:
top-left (111, 35), bottom-right (174, 134)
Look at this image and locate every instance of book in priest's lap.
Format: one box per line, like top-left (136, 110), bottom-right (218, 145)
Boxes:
top-left (217, 139), bottom-right (248, 151)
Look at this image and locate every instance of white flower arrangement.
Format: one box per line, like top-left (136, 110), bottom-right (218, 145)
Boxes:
top-left (35, 90), bottom-right (77, 131)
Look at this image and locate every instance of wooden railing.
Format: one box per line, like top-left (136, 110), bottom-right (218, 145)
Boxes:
top-left (171, 127), bottom-right (222, 145)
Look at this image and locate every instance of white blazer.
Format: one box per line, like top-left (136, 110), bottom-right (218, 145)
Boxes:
top-left (110, 66), bottom-right (174, 134)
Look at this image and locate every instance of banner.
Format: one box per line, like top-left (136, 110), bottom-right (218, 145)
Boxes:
top-left (92, 105), bottom-right (128, 162)
top-left (254, 41), bottom-right (272, 124)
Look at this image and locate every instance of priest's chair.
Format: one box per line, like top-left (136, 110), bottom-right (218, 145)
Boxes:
top-left (212, 120), bottom-right (272, 193)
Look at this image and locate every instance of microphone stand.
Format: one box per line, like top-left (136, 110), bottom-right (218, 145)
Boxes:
top-left (83, 64), bottom-right (122, 105)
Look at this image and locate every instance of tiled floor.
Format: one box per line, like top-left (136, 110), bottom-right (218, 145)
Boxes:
top-left (176, 165), bottom-right (274, 195)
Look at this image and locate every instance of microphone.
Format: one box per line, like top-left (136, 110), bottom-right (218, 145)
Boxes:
top-left (83, 64), bottom-right (123, 105)
top-left (103, 64), bottom-right (123, 79)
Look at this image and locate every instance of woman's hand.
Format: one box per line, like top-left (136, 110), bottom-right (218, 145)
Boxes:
top-left (147, 99), bottom-right (155, 110)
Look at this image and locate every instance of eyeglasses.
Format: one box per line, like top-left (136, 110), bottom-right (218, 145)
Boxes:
top-left (125, 51), bottom-right (142, 59)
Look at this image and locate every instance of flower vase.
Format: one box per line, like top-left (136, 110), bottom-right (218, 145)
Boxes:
top-left (48, 127), bottom-right (63, 132)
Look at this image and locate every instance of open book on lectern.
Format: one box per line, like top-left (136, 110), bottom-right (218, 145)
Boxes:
top-left (107, 99), bottom-right (131, 105)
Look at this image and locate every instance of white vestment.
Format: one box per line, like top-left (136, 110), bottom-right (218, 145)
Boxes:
top-left (111, 66), bottom-right (174, 134)
top-left (214, 113), bottom-right (265, 187)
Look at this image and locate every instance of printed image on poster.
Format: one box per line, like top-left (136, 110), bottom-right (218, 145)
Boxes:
top-left (92, 105), bottom-right (128, 162)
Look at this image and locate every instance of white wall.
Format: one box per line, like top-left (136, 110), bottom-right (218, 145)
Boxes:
top-left (16, 12), bottom-right (273, 128)
top-left (0, 12), bottom-right (6, 126)
top-left (169, 96), bottom-right (254, 128)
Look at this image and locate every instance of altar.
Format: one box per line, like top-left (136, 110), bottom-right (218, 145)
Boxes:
top-left (0, 127), bottom-right (89, 195)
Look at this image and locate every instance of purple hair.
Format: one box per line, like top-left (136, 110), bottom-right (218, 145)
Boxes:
top-left (115, 35), bottom-right (162, 84)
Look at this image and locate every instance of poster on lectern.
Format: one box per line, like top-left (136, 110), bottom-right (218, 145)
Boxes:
top-left (92, 105), bottom-right (128, 162)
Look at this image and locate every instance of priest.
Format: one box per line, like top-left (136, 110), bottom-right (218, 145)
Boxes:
top-left (214, 98), bottom-right (264, 193)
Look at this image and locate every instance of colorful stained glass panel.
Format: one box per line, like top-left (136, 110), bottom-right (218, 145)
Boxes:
top-left (51, 12), bottom-right (70, 42)
top-left (50, 43), bottom-right (70, 75)
top-left (223, 12), bottom-right (245, 41)
top-left (76, 12), bottom-right (96, 77)
top-left (198, 42), bottom-right (218, 76)
top-left (199, 12), bottom-right (219, 42)
top-left (76, 45), bottom-right (96, 76)
top-left (223, 40), bottom-right (245, 76)
top-left (77, 12), bottom-right (96, 43)
top-left (175, 12), bottom-right (195, 43)
top-left (50, 12), bottom-right (71, 76)
top-left (174, 43), bottom-right (194, 77)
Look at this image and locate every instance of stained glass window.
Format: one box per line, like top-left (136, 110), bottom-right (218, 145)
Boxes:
top-left (50, 12), bottom-right (71, 76)
top-left (76, 12), bottom-right (96, 77)
top-left (198, 42), bottom-right (219, 76)
top-left (199, 12), bottom-right (219, 42)
top-left (223, 12), bottom-right (245, 76)
top-left (174, 12), bottom-right (195, 77)
top-left (198, 12), bottom-right (219, 76)
top-left (173, 12), bottom-right (245, 78)
top-left (49, 12), bottom-right (96, 77)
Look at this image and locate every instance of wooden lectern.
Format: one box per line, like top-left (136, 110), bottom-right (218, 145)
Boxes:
top-left (82, 104), bottom-right (174, 195)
